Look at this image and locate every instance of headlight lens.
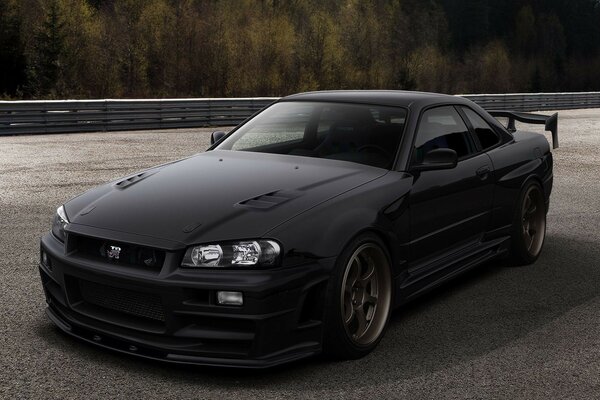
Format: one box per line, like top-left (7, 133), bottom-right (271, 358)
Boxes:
top-left (51, 205), bottom-right (69, 242)
top-left (182, 240), bottom-right (281, 268)
top-left (232, 241), bottom-right (261, 265)
top-left (190, 244), bottom-right (222, 267)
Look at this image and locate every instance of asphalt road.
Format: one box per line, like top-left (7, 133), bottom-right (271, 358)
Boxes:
top-left (1, 109), bottom-right (600, 399)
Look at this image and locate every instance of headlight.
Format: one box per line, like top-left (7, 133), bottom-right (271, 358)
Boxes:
top-left (181, 240), bottom-right (281, 268)
top-left (51, 205), bottom-right (69, 242)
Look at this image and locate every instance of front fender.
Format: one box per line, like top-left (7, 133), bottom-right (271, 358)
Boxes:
top-left (267, 172), bottom-right (413, 274)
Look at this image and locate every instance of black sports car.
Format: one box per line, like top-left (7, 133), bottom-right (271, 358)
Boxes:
top-left (39, 90), bottom-right (558, 368)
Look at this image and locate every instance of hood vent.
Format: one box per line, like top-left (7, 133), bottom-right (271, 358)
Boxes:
top-left (115, 170), bottom-right (157, 189)
top-left (237, 190), bottom-right (301, 210)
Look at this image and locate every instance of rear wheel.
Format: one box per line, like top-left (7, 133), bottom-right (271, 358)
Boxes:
top-left (510, 181), bottom-right (547, 265)
top-left (323, 234), bottom-right (392, 359)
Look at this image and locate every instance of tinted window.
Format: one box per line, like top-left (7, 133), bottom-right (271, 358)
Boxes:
top-left (413, 106), bottom-right (475, 164)
top-left (217, 102), bottom-right (407, 169)
top-left (229, 103), bottom-right (311, 150)
top-left (462, 107), bottom-right (501, 150)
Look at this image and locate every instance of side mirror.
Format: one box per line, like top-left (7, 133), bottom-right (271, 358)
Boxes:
top-left (210, 131), bottom-right (227, 145)
top-left (411, 148), bottom-right (458, 172)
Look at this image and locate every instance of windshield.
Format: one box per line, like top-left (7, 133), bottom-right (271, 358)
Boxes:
top-left (216, 102), bottom-right (407, 169)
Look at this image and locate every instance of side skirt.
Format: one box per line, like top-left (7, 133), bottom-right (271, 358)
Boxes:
top-left (399, 236), bottom-right (511, 302)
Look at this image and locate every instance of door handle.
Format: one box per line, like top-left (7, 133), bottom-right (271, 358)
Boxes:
top-left (476, 166), bottom-right (491, 179)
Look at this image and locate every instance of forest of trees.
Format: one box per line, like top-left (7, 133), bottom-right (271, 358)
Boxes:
top-left (1, 0), bottom-right (600, 99)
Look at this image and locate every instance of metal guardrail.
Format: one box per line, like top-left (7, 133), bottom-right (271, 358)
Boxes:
top-left (1, 92), bottom-right (600, 136)
top-left (0, 98), bottom-right (276, 136)
top-left (463, 92), bottom-right (600, 111)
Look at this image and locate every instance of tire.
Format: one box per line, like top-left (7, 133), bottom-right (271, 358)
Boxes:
top-left (510, 180), bottom-right (547, 265)
top-left (322, 233), bottom-right (393, 359)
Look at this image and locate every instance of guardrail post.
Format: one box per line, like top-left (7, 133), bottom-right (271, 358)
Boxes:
top-left (103, 100), bottom-right (108, 132)
top-left (159, 99), bottom-right (163, 130)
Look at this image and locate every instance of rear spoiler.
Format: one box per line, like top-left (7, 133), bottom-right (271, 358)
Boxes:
top-left (489, 111), bottom-right (559, 149)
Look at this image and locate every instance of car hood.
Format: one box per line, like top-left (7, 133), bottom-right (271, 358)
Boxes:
top-left (65, 150), bottom-right (387, 247)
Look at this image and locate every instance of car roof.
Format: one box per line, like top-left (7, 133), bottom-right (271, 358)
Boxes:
top-left (280, 90), bottom-right (469, 108)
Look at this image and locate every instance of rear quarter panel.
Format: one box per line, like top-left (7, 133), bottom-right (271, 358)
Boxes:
top-left (486, 130), bottom-right (553, 234)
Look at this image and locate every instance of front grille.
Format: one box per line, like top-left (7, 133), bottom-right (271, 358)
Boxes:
top-left (79, 279), bottom-right (166, 322)
top-left (71, 234), bottom-right (165, 271)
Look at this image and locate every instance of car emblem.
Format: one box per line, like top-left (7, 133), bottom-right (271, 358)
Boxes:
top-left (107, 245), bottom-right (121, 260)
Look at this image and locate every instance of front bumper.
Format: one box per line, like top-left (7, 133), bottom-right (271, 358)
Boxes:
top-left (39, 232), bottom-right (334, 368)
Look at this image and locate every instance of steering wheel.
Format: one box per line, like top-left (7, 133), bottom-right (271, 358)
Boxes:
top-left (357, 144), bottom-right (392, 159)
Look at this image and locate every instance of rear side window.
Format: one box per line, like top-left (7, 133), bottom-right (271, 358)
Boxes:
top-left (461, 107), bottom-right (501, 151)
top-left (413, 106), bottom-right (476, 164)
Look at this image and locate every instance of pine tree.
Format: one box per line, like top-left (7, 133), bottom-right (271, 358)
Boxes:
top-left (26, 0), bottom-right (65, 97)
top-left (0, 1), bottom-right (26, 97)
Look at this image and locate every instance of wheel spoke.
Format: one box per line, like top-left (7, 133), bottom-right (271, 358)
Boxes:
top-left (524, 195), bottom-right (532, 212)
top-left (358, 257), bottom-right (376, 286)
top-left (354, 307), bottom-right (368, 338)
top-left (529, 228), bottom-right (537, 237)
top-left (348, 258), bottom-right (360, 287)
top-left (344, 298), bottom-right (355, 325)
top-left (524, 231), bottom-right (534, 250)
top-left (364, 293), bottom-right (378, 306)
top-left (344, 285), bottom-right (353, 300)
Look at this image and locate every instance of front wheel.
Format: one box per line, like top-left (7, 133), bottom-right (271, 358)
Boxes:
top-left (323, 234), bottom-right (393, 359)
top-left (510, 181), bottom-right (547, 265)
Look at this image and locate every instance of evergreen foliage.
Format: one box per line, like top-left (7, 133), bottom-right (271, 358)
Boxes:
top-left (1, 0), bottom-right (599, 99)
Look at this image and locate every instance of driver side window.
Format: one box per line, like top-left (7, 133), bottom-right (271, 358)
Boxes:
top-left (413, 106), bottom-right (475, 164)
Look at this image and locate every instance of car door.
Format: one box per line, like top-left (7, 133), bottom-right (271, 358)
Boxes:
top-left (408, 105), bottom-right (495, 266)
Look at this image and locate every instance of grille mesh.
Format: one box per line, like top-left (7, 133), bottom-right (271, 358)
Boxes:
top-left (79, 279), bottom-right (165, 322)
top-left (73, 235), bottom-right (165, 271)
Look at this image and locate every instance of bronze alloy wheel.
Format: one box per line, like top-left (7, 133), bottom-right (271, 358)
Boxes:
top-left (521, 184), bottom-right (546, 257)
top-left (340, 243), bottom-right (392, 346)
